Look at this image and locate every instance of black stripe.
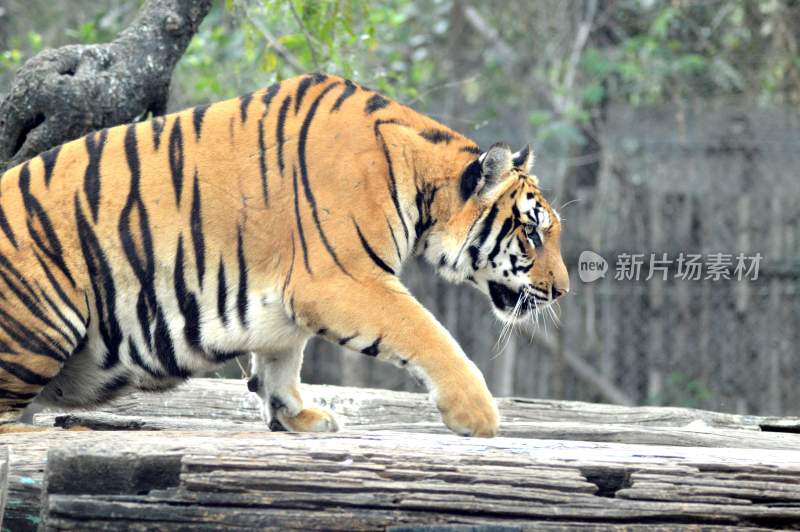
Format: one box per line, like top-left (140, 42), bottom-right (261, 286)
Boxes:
top-left (385, 215), bottom-right (402, 262)
top-left (295, 76), bottom-right (313, 114)
top-left (276, 95), bottom-right (292, 176)
top-left (0, 389), bottom-right (38, 400)
top-left (0, 270), bottom-right (58, 354)
top-left (292, 165), bottom-right (311, 274)
top-left (0, 357), bottom-right (50, 386)
top-left (419, 128), bottom-right (453, 144)
top-left (34, 279), bottom-right (82, 344)
top-left (19, 162), bottom-right (75, 287)
top-left (470, 205), bottom-right (499, 270)
top-left (298, 82), bottom-right (351, 276)
top-left (154, 305), bottom-right (189, 378)
top-left (373, 119), bottom-right (409, 242)
top-left (151, 116), bottom-right (166, 150)
top-left (294, 74), bottom-right (328, 115)
top-left (0, 247), bottom-right (42, 305)
top-left (190, 169), bottom-right (206, 288)
top-left (459, 159), bottom-right (482, 201)
top-left (338, 335), bottom-right (355, 346)
top-left (0, 302), bottom-right (69, 361)
top-left (460, 145), bottom-right (482, 155)
top-left (3, 402), bottom-right (33, 410)
top-left (413, 185), bottom-right (438, 241)
top-left (487, 217), bottom-right (513, 262)
top-left (83, 129), bottom-right (108, 222)
top-left (118, 124), bottom-right (157, 353)
top-left (353, 219), bottom-right (395, 275)
top-left (239, 92), bottom-right (254, 123)
top-left (0, 304), bottom-right (68, 362)
top-left (41, 144), bottom-right (61, 187)
top-left (361, 337), bottom-right (381, 357)
top-left (258, 119), bottom-right (268, 206)
top-left (174, 236), bottom-right (201, 349)
top-left (0, 248), bottom-right (73, 350)
top-left (168, 117), bottom-right (184, 207)
top-left (207, 349), bottom-right (246, 363)
top-left (331, 80), bottom-right (357, 112)
top-left (261, 82), bottom-right (281, 115)
top-left (282, 233), bottom-right (296, 302)
top-left (76, 194), bottom-right (123, 368)
top-left (288, 295), bottom-right (296, 322)
top-left (192, 104), bottom-right (209, 141)
top-left (217, 256), bottom-right (228, 326)
top-left (0, 202), bottom-right (17, 248)
top-left (475, 205), bottom-right (499, 249)
top-left (236, 227), bottom-right (248, 326)
top-left (32, 251), bottom-right (84, 329)
top-left (365, 93), bottom-right (389, 114)
top-left (71, 323), bottom-right (88, 355)
top-left (128, 337), bottom-right (164, 378)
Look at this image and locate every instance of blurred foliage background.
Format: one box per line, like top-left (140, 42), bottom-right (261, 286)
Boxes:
top-left (1, 0), bottom-right (799, 414)
top-left (5, 1), bottom-right (797, 151)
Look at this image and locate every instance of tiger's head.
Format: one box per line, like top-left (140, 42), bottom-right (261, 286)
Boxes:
top-left (429, 143), bottom-right (569, 323)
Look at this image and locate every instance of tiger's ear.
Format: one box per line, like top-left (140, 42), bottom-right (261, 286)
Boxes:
top-left (459, 143), bottom-right (513, 201)
top-left (480, 143), bottom-right (513, 184)
top-left (512, 144), bottom-right (534, 173)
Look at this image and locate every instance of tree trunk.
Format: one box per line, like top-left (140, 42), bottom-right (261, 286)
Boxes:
top-left (0, 0), bottom-right (212, 172)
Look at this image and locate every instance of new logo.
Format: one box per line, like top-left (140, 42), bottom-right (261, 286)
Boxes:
top-left (578, 250), bottom-right (608, 283)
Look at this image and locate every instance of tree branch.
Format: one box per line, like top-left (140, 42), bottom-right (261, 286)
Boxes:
top-left (235, 0), bottom-right (306, 75)
top-left (0, 0), bottom-right (212, 172)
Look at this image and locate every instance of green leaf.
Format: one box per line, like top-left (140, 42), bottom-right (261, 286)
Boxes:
top-left (581, 83), bottom-right (605, 105)
top-left (528, 110), bottom-right (552, 126)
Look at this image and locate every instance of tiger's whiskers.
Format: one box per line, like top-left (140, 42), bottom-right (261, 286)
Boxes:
top-left (493, 293), bottom-right (524, 356)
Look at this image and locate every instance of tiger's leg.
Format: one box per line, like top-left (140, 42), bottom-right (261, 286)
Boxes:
top-left (294, 277), bottom-right (499, 437)
top-left (248, 342), bottom-right (340, 433)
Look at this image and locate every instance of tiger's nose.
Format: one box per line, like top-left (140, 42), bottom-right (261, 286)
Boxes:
top-left (551, 286), bottom-right (569, 300)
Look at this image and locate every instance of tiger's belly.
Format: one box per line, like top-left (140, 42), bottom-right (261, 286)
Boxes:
top-left (38, 289), bottom-right (308, 408)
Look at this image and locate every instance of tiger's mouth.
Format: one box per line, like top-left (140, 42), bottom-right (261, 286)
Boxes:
top-left (488, 281), bottom-right (553, 322)
top-left (488, 281), bottom-right (520, 311)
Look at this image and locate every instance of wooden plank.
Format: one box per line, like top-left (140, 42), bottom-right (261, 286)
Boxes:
top-left (35, 378), bottom-right (800, 432)
top-left (37, 431), bottom-right (800, 530)
top-left (0, 446), bottom-right (7, 528)
top-left (5, 379), bottom-right (800, 530)
top-left (32, 412), bottom-right (800, 451)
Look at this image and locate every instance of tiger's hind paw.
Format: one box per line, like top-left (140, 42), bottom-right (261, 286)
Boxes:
top-left (274, 407), bottom-right (341, 433)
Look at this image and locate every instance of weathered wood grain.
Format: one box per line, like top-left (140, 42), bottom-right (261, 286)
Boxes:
top-left (31, 411), bottom-right (800, 451)
top-left (0, 447), bottom-right (7, 528)
top-left (66, 379), bottom-right (798, 433)
top-left (2, 379), bottom-right (799, 530)
top-left (38, 431), bottom-right (800, 530)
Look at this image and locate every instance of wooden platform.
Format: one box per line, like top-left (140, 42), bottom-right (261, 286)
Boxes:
top-left (2, 379), bottom-right (800, 530)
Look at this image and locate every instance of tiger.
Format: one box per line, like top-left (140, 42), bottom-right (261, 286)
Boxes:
top-left (0, 73), bottom-right (568, 437)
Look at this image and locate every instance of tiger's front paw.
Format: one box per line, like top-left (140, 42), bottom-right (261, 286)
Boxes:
top-left (436, 380), bottom-right (499, 438)
top-left (274, 407), bottom-right (341, 433)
